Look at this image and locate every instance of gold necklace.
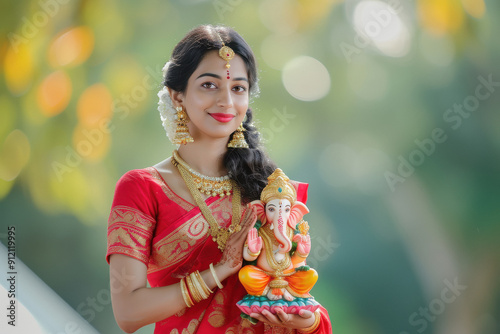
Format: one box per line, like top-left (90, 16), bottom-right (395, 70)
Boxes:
top-left (171, 153), bottom-right (242, 251)
top-left (172, 150), bottom-right (232, 197)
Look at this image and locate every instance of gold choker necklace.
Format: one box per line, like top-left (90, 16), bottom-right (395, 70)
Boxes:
top-left (172, 150), bottom-right (232, 197)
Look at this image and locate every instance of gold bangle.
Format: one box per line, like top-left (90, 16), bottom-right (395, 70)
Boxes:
top-left (190, 272), bottom-right (209, 300)
top-left (180, 278), bottom-right (193, 307)
top-left (247, 248), bottom-right (261, 257)
top-left (190, 274), bottom-right (204, 303)
top-left (185, 274), bottom-right (202, 303)
top-left (210, 263), bottom-right (223, 289)
top-left (299, 309), bottom-right (321, 333)
top-left (194, 270), bottom-right (213, 295)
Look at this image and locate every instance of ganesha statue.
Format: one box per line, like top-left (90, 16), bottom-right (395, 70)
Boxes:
top-left (237, 168), bottom-right (320, 321)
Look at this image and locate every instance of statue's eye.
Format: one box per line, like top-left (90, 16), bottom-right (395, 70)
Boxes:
top-left (268, 207), bottom-right (275, 212)
top-left (285, 208), bottom-right (290, 213)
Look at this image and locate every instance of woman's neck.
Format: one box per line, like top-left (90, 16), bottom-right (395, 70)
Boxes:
top-left (176, 137), bottom-right (229, 177)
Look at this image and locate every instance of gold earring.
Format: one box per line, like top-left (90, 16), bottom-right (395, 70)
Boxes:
top-left (174, 106), bottom-right (194, 145)
top-left (228, 123), bottom-right (249, 148)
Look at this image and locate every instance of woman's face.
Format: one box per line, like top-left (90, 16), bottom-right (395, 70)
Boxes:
top-left (173, 50), bottom-right (249, 142)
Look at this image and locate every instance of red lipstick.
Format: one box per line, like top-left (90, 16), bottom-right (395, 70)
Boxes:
top-left (209, 113), bottom-right (235, 123)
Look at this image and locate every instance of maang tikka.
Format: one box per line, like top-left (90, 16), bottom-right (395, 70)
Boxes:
top-left (216, 31), bottom-right (235, 79)
top-left (215, 32), bottom-right (249, 149)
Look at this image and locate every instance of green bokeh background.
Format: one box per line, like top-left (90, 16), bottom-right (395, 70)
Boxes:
top-left (1, 0), bottom-right (499, 333)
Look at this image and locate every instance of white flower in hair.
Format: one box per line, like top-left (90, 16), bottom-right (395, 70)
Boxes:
top-left (162, 61), bottom-right (170, 77)
top-left (157, 61), bottom-right (178, 144)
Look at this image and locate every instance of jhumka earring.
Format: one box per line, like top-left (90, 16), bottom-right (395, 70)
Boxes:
top-left (228, 123), bottom-right (249, 148)
top-left (173, 106), bottom-right (194, 145)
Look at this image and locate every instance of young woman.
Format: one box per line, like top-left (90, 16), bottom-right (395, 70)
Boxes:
top-left (106, 24), bottom-right (332, 333)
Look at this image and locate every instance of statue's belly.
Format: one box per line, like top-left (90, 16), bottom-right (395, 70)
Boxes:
top-left (256, 251), bottom-right (294, 273)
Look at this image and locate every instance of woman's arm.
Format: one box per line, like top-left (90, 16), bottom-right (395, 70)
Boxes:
top-left (109, 205), bottom-right (258, 333)
top-left (109, 254), bottom-right (181, 333)
top-left (109, 254), bottom-right (237, 333)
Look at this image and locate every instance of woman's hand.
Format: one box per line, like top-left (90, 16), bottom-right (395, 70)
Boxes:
top-left (250, 307), bottom-right (316, 331)
top-left (217, 204), bottom-right (258, 277)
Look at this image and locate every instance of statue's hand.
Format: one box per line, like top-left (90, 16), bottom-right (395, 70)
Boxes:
top-left (247, 228), bottom-right (262, 255)
top-left (293, 234), bottom-right (311, 256)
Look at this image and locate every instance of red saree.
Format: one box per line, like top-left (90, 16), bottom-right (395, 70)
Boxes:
top-left (106, 168), bottom-right (332, 333)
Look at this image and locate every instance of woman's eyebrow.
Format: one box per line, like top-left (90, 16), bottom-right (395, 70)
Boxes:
top-left (196, 72), bottom-right (248, 82)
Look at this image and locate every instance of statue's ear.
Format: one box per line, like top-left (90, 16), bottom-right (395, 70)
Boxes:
top-left (250, 200), bottom-right (267, 225)
top-left (288, 201), bottom-right (309, 229)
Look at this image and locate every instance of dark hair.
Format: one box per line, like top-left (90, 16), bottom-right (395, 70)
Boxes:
top-left (164, 24), bottom-right (276, 202)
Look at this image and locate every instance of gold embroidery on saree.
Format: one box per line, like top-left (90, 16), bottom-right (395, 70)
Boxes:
top-left (208, 290), bottom-right (226, 328)
top-left (147, 214), bottom-right (210, 273)
top-left (263, 324), bottom-right (295, 334)
top-left (107, 206), bottom-right (155, 264)
top-left (169, 310), bottom-right (206, 334)
top-left (109, 227), bottom-right (147, 247)
top-left (208, 289), bottom-right (256, 333)
top-left (145, 167), bottom-right (247, 273)
top-left (108, 205), bottom-right (155, 231)
top-left (175, 308), bottom-right (187, 317)
top-left (225, 318), bottom-right (257, 334)
top-left (147, 197), bottom-right (245, 274)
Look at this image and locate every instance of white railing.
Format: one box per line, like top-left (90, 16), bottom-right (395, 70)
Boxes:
top-left (1, 242), bottom-right (99, 334)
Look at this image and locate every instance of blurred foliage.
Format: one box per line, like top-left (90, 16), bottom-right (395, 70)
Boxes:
top-left (1, 0), bottom-right (499, 333)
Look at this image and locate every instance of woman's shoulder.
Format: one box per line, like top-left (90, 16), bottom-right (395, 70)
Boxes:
top-left (117, 167), bottom-right (158, 185)
top-left (114, 167), bottom-right (167, 196)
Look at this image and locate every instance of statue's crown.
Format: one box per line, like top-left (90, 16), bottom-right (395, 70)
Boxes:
top-left (260, 168), bottom-right (296, 204)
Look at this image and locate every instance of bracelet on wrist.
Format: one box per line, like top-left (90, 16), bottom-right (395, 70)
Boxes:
top-left (181, 269), bottom-right (215, 306)
top-left (180, 278), bottom-right (194, 307)
top-left (185, 274), bottom-right (201, 303)
top-left (210, 262), bottom-right (224, 289)
top-left (298, 309), bottom-right (321, 333)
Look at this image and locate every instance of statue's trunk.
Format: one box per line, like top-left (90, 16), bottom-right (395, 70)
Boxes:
top-left (275, 205), bottom-right (292, 253)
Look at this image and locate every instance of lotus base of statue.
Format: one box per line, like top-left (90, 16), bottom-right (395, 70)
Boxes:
top-left (237, 295), bottom-right (320, 324)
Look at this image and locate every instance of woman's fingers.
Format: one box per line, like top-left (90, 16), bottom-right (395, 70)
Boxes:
top-left (298, 309), bottom-right (314, 319)
top-left (249, 313), bottom-right (268, 324)
top-left (239, 206), bottom-right (257, 236)
top-left (247, 309), bottom-right (316, 330)
top-left (230, 206), bottom-right (254, 242)
top-left (228, 206), bottom-right (257, 247)
top-left (246, 206), bottom-right (257, 225)
top-left (275, 308), bottom-right (290, 323)
top-left (260, 309), bottom-right (280, 323)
